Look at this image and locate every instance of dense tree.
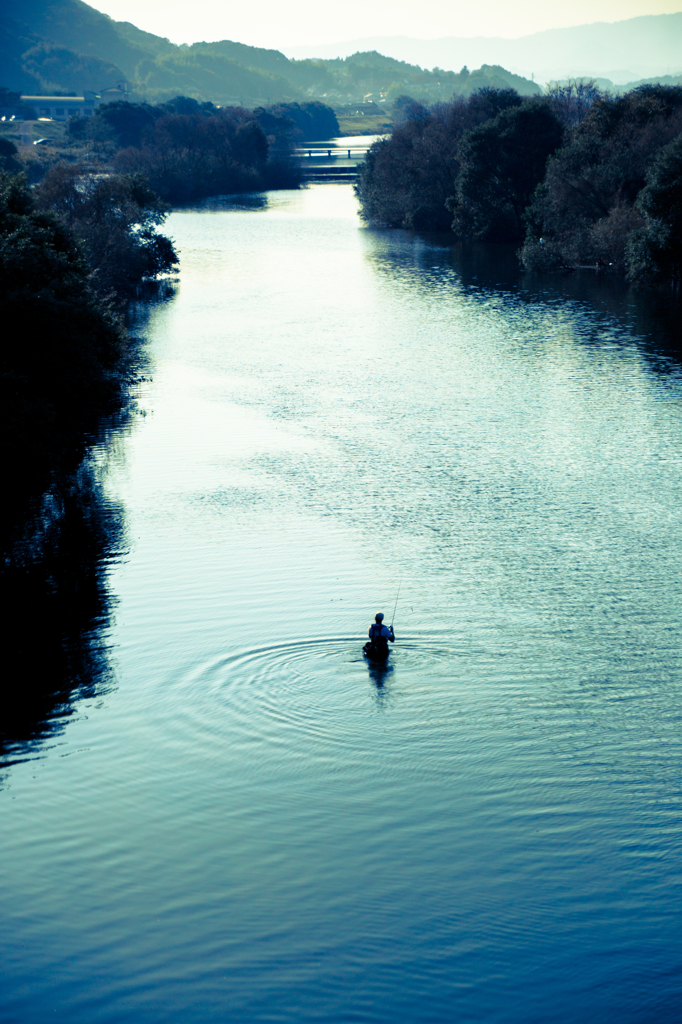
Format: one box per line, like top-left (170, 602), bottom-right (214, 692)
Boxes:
top-left (545, 79), bottom-right (603, 129)
top-left (67, 97), bottom-right (220, 152)
top-left (626, 133), bottom-right (682, 287)
top-left (0, 87), bottom-right (36, 120)
top-left (254, 106), bottom-right (299, 154)
top-left (254, 102), bottom-right (340, 162)
top-left (159, 95), bottom-right (219, 117)
top-left (92, 100), bottom-right (159, 149)
top-left (65, 108), bottom-right (119, 158)
top-left (361, 81), bottom-right (681, 290)
top-left (355, 104), bottom-right (458, 230)
top-left (391, 95), bottom-right (424, 126)
top-left (0, 173), bottom-right (127, 491)
top-left (113, 107), bottom-right (300, 201)
top-left (35, 164), bottom-right (178, 299)
top-left (0, 172), bottom-right (136, 739)
top-left (521, 86), bottom-right (682, 273)
top-left (0, 87), bottom-right (21, 109)
top-left (64, 97), bottom-right (304, 200)
top-left (355, 89), bottom-right (522, 231)
top-left (263, 101), bottom-right (339, 140)
top-left (449, 98), bottom-right (563, 242)
top-left (0, 138), bottom-right (22, 173)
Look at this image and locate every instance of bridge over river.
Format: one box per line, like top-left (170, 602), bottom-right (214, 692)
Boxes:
top-left (296, 135), bottom-right (383, 181)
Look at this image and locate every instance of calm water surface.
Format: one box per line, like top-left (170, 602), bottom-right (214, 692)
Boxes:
top-left (2, 185), bottom-right (682, 1023)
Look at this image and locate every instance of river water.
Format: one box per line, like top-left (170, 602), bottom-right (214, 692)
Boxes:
top-left (2, 184), bottom-right (682, 1023)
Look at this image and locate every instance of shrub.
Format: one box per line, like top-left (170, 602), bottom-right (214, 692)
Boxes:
top-left (626, 133), bottom-right (682, 287)
top-left (0, 173), bottom-right (127, 492)
top-left (35, 164), bottom-right (178, 300)
top-left (451, 98), bottom-right (563, 242)
top-left (521, 86), bottom-right (682, 271)
top-left (355, 89), bottom-right (523, 231)
top-left (113, 109), bottom-right (276, 202)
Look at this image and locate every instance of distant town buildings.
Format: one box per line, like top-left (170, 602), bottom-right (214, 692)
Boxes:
top-left (19, 92), bottom-right (99, 120)
top-left (17, 88), bottom-right (128, 121)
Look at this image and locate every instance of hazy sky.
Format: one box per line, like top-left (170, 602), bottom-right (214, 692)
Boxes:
top-left (88, 0), bottom-right (682, 50)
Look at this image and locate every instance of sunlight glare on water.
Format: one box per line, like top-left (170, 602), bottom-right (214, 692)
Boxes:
top-left (1, 184), bottom-right (682, 1023)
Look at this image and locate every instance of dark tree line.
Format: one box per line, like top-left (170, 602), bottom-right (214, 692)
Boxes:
top-left (64, 96), bottom-right (339, 202)
top-left (356, 91), bottom-right (563, 240)
top-left (0, 86), bottom-right (37, 120)
top-left (256, 101), bottom-right (339, 141)
top-left (356, 84), bottom-right (682, 288)
top-left (355, 90), bottom-right (526, 232)
top-left (113, 107), bottom-right (281, 203)
top-left (627, 134), bottom-right (682, 287)
top-left (0, 172), bottom-right (133, 750)
top-left (522, 86), bottom-right (682, 286)
top-left (34, 164), bottom-right (177, 299)
top-left (0, 137), bottom-right (23, 173)
top-left (1, 123), bottom-right (177, 578)
top-left (0, 172), bottom-right (127, 498)
top-left (451, 98), bottom-right (563, 242)
top-left (1, 163), bottom-right (176, 520)
top-left (17, 93), bottom-right (335, 205)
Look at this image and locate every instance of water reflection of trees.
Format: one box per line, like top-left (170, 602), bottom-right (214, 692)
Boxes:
top-left (367, 235), bottom-right (682, 367)
top-left (0, 280), bottom-right (177, 764)
top-left (0, 458), bottom-right (125, 766)
top-left (0, 172), bottom-right (179, 769)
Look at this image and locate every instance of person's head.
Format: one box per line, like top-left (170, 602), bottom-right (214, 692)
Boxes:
top-left (375, 612), bottom-right (384, 623)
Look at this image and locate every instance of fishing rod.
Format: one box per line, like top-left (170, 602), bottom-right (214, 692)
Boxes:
top-left (390, 576), bottom-right (402, 630)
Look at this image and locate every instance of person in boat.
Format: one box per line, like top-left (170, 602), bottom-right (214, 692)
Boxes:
top-left (365, 612), bottom-right (395, 657)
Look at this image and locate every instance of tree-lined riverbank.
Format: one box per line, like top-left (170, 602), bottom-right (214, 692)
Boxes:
top-left (355, 84), bottom-right (682, 289)
top-left (0, 167), bottom-right (176, 739)
top-left (2, 185), bottom-right (681, 1023)
top-left (1, 168), bottom-right (177, 501)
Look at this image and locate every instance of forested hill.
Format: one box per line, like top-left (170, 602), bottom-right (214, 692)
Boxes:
top-left (1, 0), bottom-right (540, 106)
top-left (1, 0), bottom-right (297, 101)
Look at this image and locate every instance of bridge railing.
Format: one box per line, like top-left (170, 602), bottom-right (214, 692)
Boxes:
top-left (295, 146), bottom-right (371, 162)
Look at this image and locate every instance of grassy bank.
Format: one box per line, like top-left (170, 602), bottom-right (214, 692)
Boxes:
top-left (337, 114), bottom-right (392, 136)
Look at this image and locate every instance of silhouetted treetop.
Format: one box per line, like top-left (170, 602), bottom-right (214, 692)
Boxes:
top-left (521, 85), bottom-right (682, 276)
top-left (356, 89), bottom-right (529, 233)
top-left (451, 98), bottom-right (563, 242)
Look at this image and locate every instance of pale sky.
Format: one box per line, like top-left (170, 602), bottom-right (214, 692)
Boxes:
top-left (88, 0), bottom-right (682, 51)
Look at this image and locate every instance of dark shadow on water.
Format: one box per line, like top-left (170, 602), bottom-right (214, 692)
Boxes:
top-left (365, 230), bottom-right (682, 369)
top-left (366, 654), bottom-right (394, 687)
top-left (125, 278), bottom-right (179, 339)
top-left (0, 457), bottom-right (125, 771)
top-left (0, 313), bottom-right (156, 774)
top-left (130, 278), bottom-right (179, 308)
top-left (0, 277), bottom-right (177, 773)
top-left (178, 193), bottom-right (270, 213)
top-left (365, 654), bottom-right (395, 712)
top-left (0, 281), bottom-right (171, 775)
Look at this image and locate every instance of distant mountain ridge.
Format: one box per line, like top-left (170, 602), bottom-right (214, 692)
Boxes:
top-left (0, 0), bottom-right (541, 106)
top-left (7, 1), bottom-right (677, 108)
top-left (286, 14), bottom-right (682, 85)
top-left (0, 0), bottom-right (299, 100)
